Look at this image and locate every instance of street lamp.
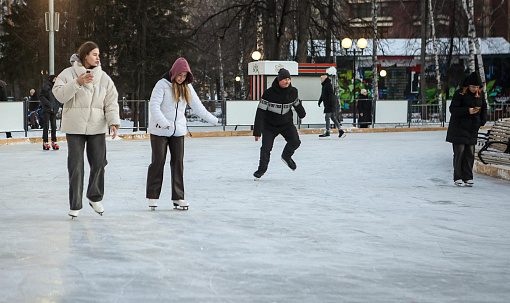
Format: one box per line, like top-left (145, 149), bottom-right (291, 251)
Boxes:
top-left (380, 69), bottom-right (387, 77)
top-left (342, 37), bottom-right (367, 126)
top-left (251, 50), bottom-right (262, 61)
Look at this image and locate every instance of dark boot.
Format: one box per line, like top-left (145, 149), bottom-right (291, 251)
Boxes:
top-left (319, 130), bottom-right (330, 138)
top-left (281, 154), bottom-right (296, 170)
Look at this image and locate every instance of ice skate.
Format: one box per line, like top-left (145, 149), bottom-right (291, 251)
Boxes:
top-left (88, 200), bottom-right (104, 216)
top-left (319, 130), bottom-right (330, 139)
top-left (148, 198), bottom-right (157, 211)
top-left (43, 142), bottom-right (50, 150)
top-left (68, 209), bottom-right (80, 219)
top-left (51, 141), bottom-right (59, 150)
top-left (454, 180), bottom-right (463, 187)
top-left (338, 130), bottom-right (346, 138)
top-left (464, 180), bottom-right (474, 187)
top-left (253, 169), bottom-right (265, 180)
top-left (281, 155), bottom-right (297, 171)
top-left (173, 200), bottom-right (189, 210)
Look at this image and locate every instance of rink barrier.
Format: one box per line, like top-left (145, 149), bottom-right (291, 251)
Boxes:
top-left (3, 126), bottom-right (491, 146)
top-left (474, 160), bottom-right (510, 182)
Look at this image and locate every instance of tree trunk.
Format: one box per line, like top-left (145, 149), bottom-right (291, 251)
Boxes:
top-left (420, 0), bottom-right (427, 104)
top-left (429, 0), bottom-right (443, 121)
top-left (462, 0), bottom-right (488, 103)
top-left (296, 0), bottom-right (311, 63)
top-left (372, 0), bottom-right (379, 126)
top-left (218, 39), bottom-right (225, 101)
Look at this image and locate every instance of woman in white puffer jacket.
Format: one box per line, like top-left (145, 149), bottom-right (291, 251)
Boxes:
top-left (146, 57), bottom-right (218, 210)
top-left (53, 41), bottom-right (120, 219)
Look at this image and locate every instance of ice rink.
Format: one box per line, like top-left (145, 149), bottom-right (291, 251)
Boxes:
top-left (1, 130), bottom-right (509, 302)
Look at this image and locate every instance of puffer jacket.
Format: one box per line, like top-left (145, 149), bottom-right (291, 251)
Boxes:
top-left (52, 61), bottom-right (120, 134)
top-left (446, 88), bottom-right (488, 145)
top-left (148, 78), bottom-right (218, 137)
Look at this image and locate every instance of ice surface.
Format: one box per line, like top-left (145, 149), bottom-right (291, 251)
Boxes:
top-left (1, 131), bottom-right (509, 302)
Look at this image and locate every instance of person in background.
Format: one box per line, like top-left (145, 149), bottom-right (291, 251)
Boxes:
top-left (0, 80), bottom-right (12, 138)
top-left (318, 74), bottom-right (344, 138)
top-left (446, 72), bottom-right (487, 187)
top-left (39, 75), bottom-right (60, 150)
top-left (252, 68), bottom-right (306, 179)
top-left (52, 41), bottom-right (120, 218)
top-left (357, 89), bottom-right (372, 128)
top-left (146, 57), bottom-right (218, 211)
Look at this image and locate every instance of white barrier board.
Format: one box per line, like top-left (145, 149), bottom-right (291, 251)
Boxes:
top-left (300, 100), bottom-right (326, 125)
top-left (0, 102), bottom-right (24, 132)
top-left (225, 100), bottom-right (258, 126)
top-left (375, 100), bottom-right (408, 124)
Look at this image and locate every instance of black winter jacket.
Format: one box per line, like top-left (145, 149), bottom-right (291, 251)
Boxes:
top-left (39, 80), bottom-right (61, 114)
top-left (318, 78), bottom-right (335, 113)
top-left (446, 88), bottom-right (487, 145)
top-left (253, 77), bottom-right (306, 136)
top-left (357, 96), bottom-right (372, 124)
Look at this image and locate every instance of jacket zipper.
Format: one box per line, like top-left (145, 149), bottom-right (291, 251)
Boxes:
top-left (171, 101), bottom-right (178, 136)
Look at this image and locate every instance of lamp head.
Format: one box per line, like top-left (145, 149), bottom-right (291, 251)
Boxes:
top-left (251, 50), bottom-right (262, 61)
top-left (357, 38), bottom-right (368, 49)
top-left (341, 38), bottom-right (353, 49)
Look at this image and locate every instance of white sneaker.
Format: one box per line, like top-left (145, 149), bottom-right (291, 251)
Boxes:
top-left (89, 201), bottom-right (104, 216)
top-left (173, 200), bottom-right (189, 210)
top-left (464, 180), bottom-right (474, 187)
top-left (148, 198), bottom-right (158, 210)
top-left (454, 180), bottom-right (463, 186)
top-left (68, 209), bottom-right (80, 219)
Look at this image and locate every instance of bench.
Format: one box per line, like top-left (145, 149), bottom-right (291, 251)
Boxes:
top-left (477, 118), bottom-right (510, 165)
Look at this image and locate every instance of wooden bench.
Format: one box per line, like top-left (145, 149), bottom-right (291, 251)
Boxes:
top-left (477, 118), bottom-right (510, 165)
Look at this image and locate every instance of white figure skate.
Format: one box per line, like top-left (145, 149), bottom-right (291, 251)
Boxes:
top-left (148, 199), bottom-right (158, 211)
top-left (89, 201), bottom-right (104, 216)
top-left (173, 200), bottom-right (189, 210)
top-left (68, 209), bottom-right (80, 219)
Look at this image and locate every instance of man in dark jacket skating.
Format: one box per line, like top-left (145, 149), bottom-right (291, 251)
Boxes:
top-left (253, 68), bottom-right (306, 179)
top-left (318, 74), bottom-right (344, 138)
top-left (39, 75), bottom-right (61, 150)
top-left (446, 72), bottom-right (487, 186)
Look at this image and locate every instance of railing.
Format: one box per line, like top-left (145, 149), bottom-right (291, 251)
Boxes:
top-left (2, 98), bottom-right (509, 136)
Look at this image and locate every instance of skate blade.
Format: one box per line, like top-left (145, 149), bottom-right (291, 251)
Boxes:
top-left (150, 206), bottom-right (157, 211)
top-left (318, 137), bottom-right (331, 140)
top-left (174, 206), bottom-right (189, 211)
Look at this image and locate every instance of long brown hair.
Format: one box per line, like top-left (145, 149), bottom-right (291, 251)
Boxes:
top-left (172, 80), bottom-right (191, 105)
top-left (460, 86), bottom-right (481, 98)
top-left (77, 41), bottom-right (99, 66)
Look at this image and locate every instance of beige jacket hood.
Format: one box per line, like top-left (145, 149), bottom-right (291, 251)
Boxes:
top-left (52, 61), bottom-right (120, 135)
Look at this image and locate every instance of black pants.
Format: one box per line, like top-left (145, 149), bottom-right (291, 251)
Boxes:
top-left (43, 112), bottom-right (57, 143)
top-left (5, 132), bottom-right (11, 138)
top-left (67, 134), bottom-right (107, 210)
top-left (146, 134), bottom-right (185, 200)
top-left (258, 124), bottom-right (301, 172)
top-left (452, 143), bottom-right (475, 181)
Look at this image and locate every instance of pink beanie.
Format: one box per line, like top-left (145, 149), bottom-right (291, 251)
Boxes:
top-left (169, 57), bottom-right (194, 84)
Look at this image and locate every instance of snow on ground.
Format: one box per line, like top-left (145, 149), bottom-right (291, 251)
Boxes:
top-left (0, 131), bottom-right (509, 302)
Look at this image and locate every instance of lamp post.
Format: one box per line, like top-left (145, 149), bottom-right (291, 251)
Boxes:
top-left (342, 38), bottom-right (367, 127)
top-left (45, 0), bottom-right (59, 75)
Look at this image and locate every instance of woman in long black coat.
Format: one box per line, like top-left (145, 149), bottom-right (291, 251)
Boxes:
top-left (446, 72), bottom-right (487, 186)
top-left (357, 89), bottom-right (372, 128)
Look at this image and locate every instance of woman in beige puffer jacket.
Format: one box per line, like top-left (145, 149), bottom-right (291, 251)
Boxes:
top-left (53, 41), bottom-right (120, 219)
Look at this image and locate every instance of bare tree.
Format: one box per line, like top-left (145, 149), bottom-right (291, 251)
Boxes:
top-left (371, 0), bottom-right (378, 119)
top-left (462, 0), bottom-right (488, 103)
top-left (429, 0), bottom-right (443, 119)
